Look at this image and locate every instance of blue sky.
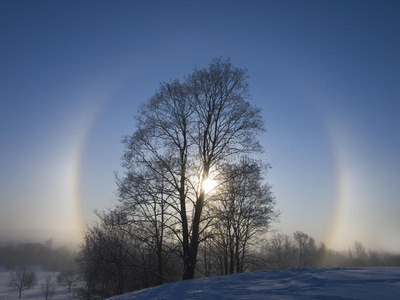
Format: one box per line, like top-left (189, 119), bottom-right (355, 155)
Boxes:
top-left (1, 0), bottom-right (399, 250)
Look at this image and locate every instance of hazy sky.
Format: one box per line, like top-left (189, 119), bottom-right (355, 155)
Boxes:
top-left (1, 1), bottom-right (399, 250)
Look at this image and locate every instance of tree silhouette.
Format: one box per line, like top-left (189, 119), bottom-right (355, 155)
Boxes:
top-left (122, 58), bottom-right (265, 279)
top-left (8, 267), bottom-right (37, 298)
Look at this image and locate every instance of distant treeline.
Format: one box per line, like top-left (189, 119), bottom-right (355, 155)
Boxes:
top-left (252, 232), bottom-right (400, 271)
top-left (0, 239), bottom-right (76, 271)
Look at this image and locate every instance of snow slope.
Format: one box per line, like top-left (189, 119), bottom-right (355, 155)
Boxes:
top-left (109, 267), bottom-right (400, 300)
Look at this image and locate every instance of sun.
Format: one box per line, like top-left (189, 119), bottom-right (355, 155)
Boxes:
top-left (203, 178), bottom-right (217, 194)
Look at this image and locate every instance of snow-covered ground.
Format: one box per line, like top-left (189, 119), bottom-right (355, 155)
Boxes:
top-left (1, 267), bottom-right (399, 299)
top-left (0, 267), bottom-right (77, 300)
top-left (109, 267), bottom-right (400, 300)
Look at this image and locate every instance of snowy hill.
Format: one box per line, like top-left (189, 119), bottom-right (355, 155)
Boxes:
top-left (109, 267), bottom-right (400, 300)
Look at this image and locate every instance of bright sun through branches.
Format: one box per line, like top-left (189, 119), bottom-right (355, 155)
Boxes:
top-left (202, 178), bottom-right (217, 194)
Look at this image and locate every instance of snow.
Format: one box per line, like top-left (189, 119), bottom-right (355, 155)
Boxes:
top-left (0, 267), bottom-right (76, 300)
top-left (1, 267), bottom-right (399, 299)
top-left (108, 267), bottom-right (400, 300)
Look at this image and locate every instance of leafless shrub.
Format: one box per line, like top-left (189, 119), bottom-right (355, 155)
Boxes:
top-left (8, 267), bottom-right (37, 298)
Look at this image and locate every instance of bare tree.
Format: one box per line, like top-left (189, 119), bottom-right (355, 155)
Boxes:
top-left (123, 58), bottom-right (265, 279)
top-left (76, 211), bottom-right (134, 298)
top-left (76, 207), bottom-right (180, 299)
top-left (41, 275), bottom-right (56, 300)
top-left (315, 242), bottom-right (328, 266)
top-left (116, 162), bottom-right (177, 285)
top-left (262, 233), bottom-right (297, 270)
top-left (352, 241), bottom-right (368, 266)
top-left (293, 231), bottom-right (317, 268)
top-left (368, 249), bottom-right (382, 266)
top-left (58, 267), bottom-right (78, 293)
top-left (207, 161), bottom-right (277, 275)
top-left (8, 267), bottom-right (37, 298)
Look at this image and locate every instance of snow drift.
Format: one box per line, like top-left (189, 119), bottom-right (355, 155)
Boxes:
top-left (109, 267), bottom-right (400, 299)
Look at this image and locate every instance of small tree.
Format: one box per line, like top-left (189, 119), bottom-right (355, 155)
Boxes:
top-left (209, 161), bottom-right (277, 274)
top-left (293, 231), bottom-right (317, 268)
top-left (76, 211), bottom-right (135, 298)
top-left (262, 233), bottom-right (297, 269)
top-left (116, 162), bottom-right (175, 285)
top-left (58, 267), bottom-right (78, 293)
top-left (8, 267), bottom-right (37, 298)
top-left (352, 241), bottom-right (368, 266)
top-left (41, 275), bottom-right (56, 300)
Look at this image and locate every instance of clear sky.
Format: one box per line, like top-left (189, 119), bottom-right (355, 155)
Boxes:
top-left (1, 0), bottom-right (399, 251)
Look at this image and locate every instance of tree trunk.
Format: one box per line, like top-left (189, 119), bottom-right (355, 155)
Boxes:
top-left (183, 167), bottom-right (209, 279)
top-left (180, 189), bottom-right (191, 279)
top-left (156, 244), bottom-right (164, 285)
top-left (183, 190), bottom-right (204, 279)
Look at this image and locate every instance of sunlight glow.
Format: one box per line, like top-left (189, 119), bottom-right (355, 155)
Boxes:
top-left (203, 178), bottom-right (217, 194)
